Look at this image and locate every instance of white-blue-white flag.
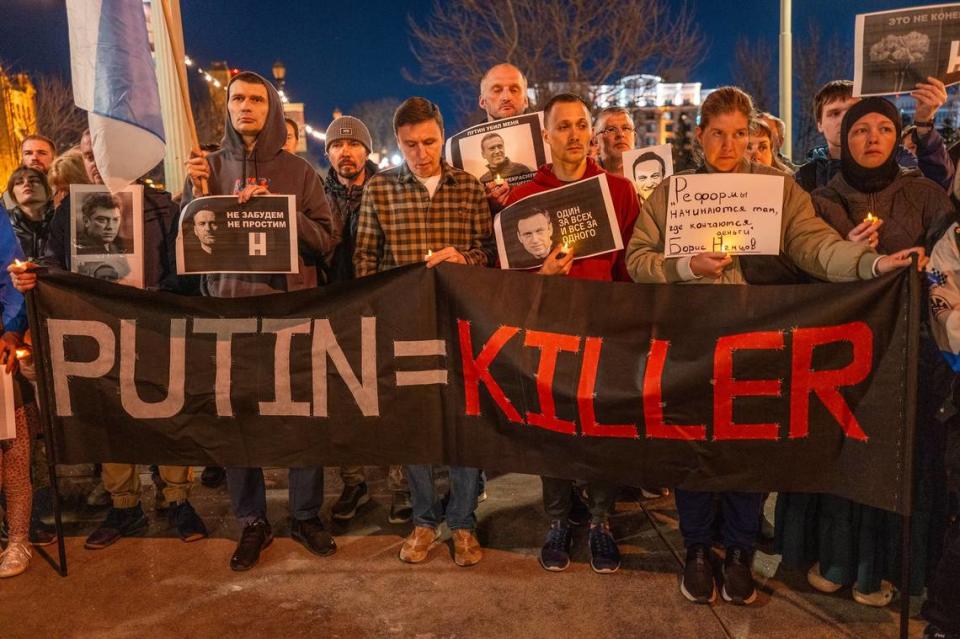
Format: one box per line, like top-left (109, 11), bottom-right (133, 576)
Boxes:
top-left (66, 0), bottom-right (165, 192)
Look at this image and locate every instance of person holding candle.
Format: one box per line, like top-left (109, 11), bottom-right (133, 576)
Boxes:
top-left (775, 97), bottom-right (956, 607)
top-left (626, 87), bottom-right (923, 606)
top-left (0, 208), bottom-right (33, 577)
top-left (505, 93), bottom-right (642, 574)
top-left (354, 97), bottom-right (494, 567)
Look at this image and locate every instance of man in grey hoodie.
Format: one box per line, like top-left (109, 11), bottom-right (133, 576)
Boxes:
top-left (184, 71), bottom-right (340, 572)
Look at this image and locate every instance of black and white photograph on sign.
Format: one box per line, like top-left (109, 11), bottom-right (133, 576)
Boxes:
top-left (621, 144), bottom-right (674, 201)
top-left (69, 184), bottom-right (144, 288)
top-left (444, 112), bottom-right (550, 187)
top-left (176, 194), bottom-right (298, 275)
top-left (854, 4), bottom-right (960, 96)
top-left (493, 174), bottom-right (620, 270)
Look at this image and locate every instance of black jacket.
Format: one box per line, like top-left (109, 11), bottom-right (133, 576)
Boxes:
top-left (6, 203), bottom-right (54, 259)
top-left (322, 159), bottom-right (379, 283)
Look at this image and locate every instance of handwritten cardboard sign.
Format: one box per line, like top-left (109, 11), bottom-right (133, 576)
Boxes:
top-left (664, 173), bottom-right (784, 258)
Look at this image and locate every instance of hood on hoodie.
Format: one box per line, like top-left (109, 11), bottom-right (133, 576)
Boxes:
top-left (222, 71), bottom-right (287, 162)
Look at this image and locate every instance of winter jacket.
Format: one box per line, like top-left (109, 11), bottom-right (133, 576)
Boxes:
top-left (0, 212), bottom-right (25, 335)
top-left (626, 157), bottom-right (880, 285)
top-left (796, 131), bottom-right (954, 193)
top-left (42, 186), bottom-right (179, 290)
top-left (180, 72), bottom-right (338, 298)
top-left (322, 159), bottom-right (378, 283)
top-left (506, 158), bottom-right (641, 282)
top-left (6, 203), bottom-right (54, 259)
top-left (813, 169), bottom-right (953, 255)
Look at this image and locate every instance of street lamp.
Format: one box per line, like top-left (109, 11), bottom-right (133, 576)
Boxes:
top-left (272, 59), bottom-right (286, 91)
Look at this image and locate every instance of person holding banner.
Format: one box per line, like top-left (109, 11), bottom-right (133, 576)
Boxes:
top-left (183, 71), bottom-right (340, 572)
top-left (355, 97), bottom-right (494, 567)
top-left (0, 209), bottom-right (33, 578)
top-left (780, 96), bottom-right (957, 607)
top-left (478, 63), bottom-right (530, 210)
top-left (505, 93), bottom-right (642, 574)
top-left (626, 86), bottom-right (923, 607)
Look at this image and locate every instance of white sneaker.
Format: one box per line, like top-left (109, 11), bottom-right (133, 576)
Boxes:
top-left (0, 541), bottom-right (32, 578)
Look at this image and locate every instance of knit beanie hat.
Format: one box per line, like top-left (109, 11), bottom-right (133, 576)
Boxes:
top-left (324, 116), bottom-right (373, 153)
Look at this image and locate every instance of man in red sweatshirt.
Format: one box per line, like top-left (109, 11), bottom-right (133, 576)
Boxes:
top-left (505, 93), bottom-right (641, 573)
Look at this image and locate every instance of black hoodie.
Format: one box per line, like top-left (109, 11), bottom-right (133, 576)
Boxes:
top-left (180, 72), bottom-right (339, 297)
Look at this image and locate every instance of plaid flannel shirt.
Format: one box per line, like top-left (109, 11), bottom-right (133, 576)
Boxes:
top-left (354, 160), bottom-right (495, 276)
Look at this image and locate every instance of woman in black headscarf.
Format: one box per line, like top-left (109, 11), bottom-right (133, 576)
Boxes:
top-left (775, 97), bottom-right (957, 607)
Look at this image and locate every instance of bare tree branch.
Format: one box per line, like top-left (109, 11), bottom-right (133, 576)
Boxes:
top-left (34, 74), bottom-right (87, 152)
top-left (793, 22), bottom-right (851, 158)
top-left (732, 36), bottom-right (774, 113)
top-left (349, 97), bottom-right (403, 157)
top-left (406, 0), bottom-right (703, 119)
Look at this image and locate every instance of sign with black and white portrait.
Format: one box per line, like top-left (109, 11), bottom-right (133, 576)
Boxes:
top-left (69, 184), bottom-right (144, 288)
top-left (445, 112), bottom-right (550, 187)
top-left (493, 175), bottom-right (620, 270)
top-left (176, 195), bottom-right (298, 275)
top-left (621, 144), bottom-right (674, 201)
top-left (854, 4), bottom-right (960, 96)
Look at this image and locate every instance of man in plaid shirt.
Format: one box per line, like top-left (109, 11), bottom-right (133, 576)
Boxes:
top-left (354, 97), bottom-right (494, 567)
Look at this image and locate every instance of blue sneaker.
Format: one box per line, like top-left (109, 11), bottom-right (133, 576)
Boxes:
top-left (588, 521), bottom-right (621, 574)
top-left (539, 520), bottom-right (573, 571)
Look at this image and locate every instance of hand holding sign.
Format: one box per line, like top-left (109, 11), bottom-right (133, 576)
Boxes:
top-left (912, 76), bottom-right (947, 121)
top-left (690, 252), bottom-right (733, 279)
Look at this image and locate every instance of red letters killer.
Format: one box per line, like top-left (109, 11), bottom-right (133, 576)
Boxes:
top-left (458, 320), bottom-right (873, 442)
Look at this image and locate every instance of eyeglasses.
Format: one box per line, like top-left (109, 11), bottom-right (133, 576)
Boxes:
top-left (602, 125), bottom-right (635, 135)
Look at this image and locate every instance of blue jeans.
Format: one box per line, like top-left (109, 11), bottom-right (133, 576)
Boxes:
top-left (406, 465), bottom-right (479, 531)
top-left (226, 466), bottom-right (324, 527)
top-left (675, 489), bottom-right (763, 552)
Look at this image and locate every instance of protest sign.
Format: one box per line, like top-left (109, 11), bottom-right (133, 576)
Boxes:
top-left (29, 263), bottom-right (918, 514)
top-left (493, 175), bottom-right (620, 269)
top-left (622, 144), bottom-right (674, 201)
top-left (0, 371), bottom-right (15, 441)
top-left (176, 195), bottom-right (298, 275)
top-left (854, 3), bottom-right (960, 96)
top-left (69, 184), bottom-right (144, 288)
top-left (664, 173), bottom-right (784, 258)
top-left (445, 112), bottom-right (550, 187)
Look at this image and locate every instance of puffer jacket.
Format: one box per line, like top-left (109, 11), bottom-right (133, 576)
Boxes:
top-left (813, 168), bottom-right (954, 254)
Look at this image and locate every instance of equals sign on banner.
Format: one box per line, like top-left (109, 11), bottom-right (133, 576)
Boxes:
top-left (393, 339), bottom-right (448, 386)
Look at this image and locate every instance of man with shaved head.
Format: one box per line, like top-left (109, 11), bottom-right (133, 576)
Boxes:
top-left (478, 63), bottom-right (531, 208)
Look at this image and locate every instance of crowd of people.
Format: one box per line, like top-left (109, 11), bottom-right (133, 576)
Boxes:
top-left (0, 61), bottom-right (958, 637)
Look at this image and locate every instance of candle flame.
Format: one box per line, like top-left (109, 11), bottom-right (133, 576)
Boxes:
top-left (13, 259), bottom-right (23, 267)
top-left (15, 348), bottom-right (29, 359)
top-left (425, 249), bottom-right (433, 259)
top-left (865, 212), bottom-right (877, 224)
top-left (495, 174), bottom-right (504, 185)
top-left (562, 243), bottom-right (571, 252)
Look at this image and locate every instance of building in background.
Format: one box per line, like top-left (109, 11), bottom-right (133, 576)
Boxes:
top-left (0, 66), bottom-right (38, 183)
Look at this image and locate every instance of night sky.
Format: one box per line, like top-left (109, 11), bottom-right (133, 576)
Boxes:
top-left (0, 0), bottom-right (947, 133)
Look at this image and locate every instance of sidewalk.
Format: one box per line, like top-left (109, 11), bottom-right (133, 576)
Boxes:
top-left (0, 469), bottom-right (926, 638)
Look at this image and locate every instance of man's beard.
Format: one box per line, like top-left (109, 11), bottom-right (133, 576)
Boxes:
top-left (337, 162), bottom-right (362, 180)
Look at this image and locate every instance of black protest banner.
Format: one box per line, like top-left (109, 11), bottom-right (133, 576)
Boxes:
top-left (29, 264), bottom-right (916, 514)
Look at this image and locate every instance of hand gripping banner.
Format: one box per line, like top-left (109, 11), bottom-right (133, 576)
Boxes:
top-left (27, 264), bottom-right (918, 513)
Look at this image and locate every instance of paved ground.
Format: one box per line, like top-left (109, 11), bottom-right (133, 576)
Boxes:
top-left (0, 468), bottom-right (927, 638)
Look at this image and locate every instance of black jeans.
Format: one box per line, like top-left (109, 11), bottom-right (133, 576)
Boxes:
top-left (541, 477), bottom-right (615, 524)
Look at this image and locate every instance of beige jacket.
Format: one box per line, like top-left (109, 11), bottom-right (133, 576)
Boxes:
top-left (625, 158), bottom-right (880, 285)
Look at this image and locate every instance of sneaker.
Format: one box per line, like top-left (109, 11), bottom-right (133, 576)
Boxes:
top-left (168, 501), bottom-right (207, 542)
top-left (588, 521), bottom-right (621, 574)
top-left (229, 520), bottom-right (273, 571)
top-left (452, 529), bottom-right (482, 567)
top-left (389, 491), bottom-right (413, 524)
top-left (291, 517), bottom-right (337, 557)
top-left (0, 541), bottom-right (31, 578)
top-left (399, 525), bottom-right (439, 563)
top-left (568, 488), bottom-right (590, 527)
top-left (925, 623), bottom-right (960, 639)
top-left (200, 466), bottom-right (226, 488)
top-left (331, 482), bottom-right (370, 521)
top-left (84, 505), bottom-right (149, 549)
top-left (807, 561), bottom-right (843, 593)
top-left (680, 544), bottom-right (717, 604)
top-left (539, 520), bottom-right (573, 572)
top-left (85, 480), bottom-right (111, 508)
top-left (721, 546), bottom-right (758, 605)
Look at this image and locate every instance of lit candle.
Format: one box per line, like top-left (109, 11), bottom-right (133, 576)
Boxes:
top-left (425, 249), bottom-right (433, 260)
top-left (13, 259), bottom-right (22, 267)
top-left (864, 212), bottom-right (877, 224)
top-left (494, 174), bottom-right (504, 186)
top-left (556, 243), bottom-right (572, 258)
top-left (15, 348), bottom-right (29, 360)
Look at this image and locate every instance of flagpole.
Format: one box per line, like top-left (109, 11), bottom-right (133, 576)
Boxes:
top-left (779, 0), bottom-right (793, 159)
top-left (157, 0), bottom-right (207, 195)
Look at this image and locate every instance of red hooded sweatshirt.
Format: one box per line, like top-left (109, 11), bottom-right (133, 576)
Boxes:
top-left (506, 158), bottom-right (640, 282)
